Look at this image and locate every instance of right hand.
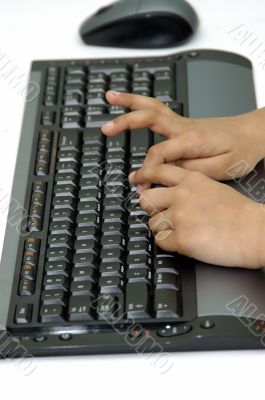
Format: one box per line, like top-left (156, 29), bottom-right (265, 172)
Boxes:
top-left (101, 91), bottom-right (265, 185)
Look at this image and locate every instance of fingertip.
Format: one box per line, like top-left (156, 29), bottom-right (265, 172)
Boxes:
top-left (106, 90), bottom-right (121, 100)
top-left (137, 183), bottom-right (150, 194)
top-left (101, 120), bottom-right (115, 135)
top-left (128, 171), bottom-right (136, 183)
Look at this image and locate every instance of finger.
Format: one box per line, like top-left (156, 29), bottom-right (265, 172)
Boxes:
top-left (131, 164), bottom-right (189, 186)
top-left (105, 90), bottom-right (166, 111)
top-left (148, 210), bottom-right (174, 234)
top-left (139, 188), bottom-right (173, 215)
top-left (101, 109), bottom-right (155, 136)
top-left (138, 137), bottom-right (198, 169)
top-left (154, 230), bottom-right (177, 252)
top-left (176, 153), bottom-right (233, 180)
top-left (140, 130), bottom-right (229, 170)
top-left (101, 107), bottom-right (180, 138)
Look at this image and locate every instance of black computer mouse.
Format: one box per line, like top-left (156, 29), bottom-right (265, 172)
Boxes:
top-left (79, 0), bottom-right (199, 49)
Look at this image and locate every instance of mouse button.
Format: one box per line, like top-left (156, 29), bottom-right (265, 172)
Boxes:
top-left (111, 0), bottom-right (141, 16)
top-left (138, 0), bottom-right (171, 14)
top-left (95, 5), bottom-right (113, 16)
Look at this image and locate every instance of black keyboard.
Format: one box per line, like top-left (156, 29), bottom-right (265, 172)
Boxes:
top-left (12, 55), bottom-right (196, 327)
top-left (1, 50), bottom-right (260, 357)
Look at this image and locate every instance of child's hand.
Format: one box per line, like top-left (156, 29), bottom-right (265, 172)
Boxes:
top-left (134, 164), bottom-right (265, 269)
top-left (102, 91), bottom-right (265, 183)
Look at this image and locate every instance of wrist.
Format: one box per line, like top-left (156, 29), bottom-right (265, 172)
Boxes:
top-left (255, 204), bottom-right (265, 268)
top-left (240, 108), bottom-right (265, 159)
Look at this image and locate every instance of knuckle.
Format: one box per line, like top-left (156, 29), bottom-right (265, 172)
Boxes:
top-left (140, 166), bottom-right (154, 181)
top-left (147, 145), bottom-right (160, 158)
top-left (174, 186), bottom-right (190, 199)
top-left (115, 113), bottom-right (128, 126)
top-left (185, 170), bottom-right (204, 184)
top-left (145, 108), bottom-right (157, 121)
top-left (186, 129), bottom-right (201, 145)
top-left (139, 191), bottom-right (152, 211)
top-left (173, 208), bottom-right (186, 223)
top-left (152, 97), bottom-right (165, 108)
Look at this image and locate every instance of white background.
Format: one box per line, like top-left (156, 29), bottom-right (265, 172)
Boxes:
top-left (1, 0), bottom-right (265, 398)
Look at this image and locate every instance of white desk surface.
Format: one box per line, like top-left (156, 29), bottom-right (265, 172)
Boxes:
top-left (0, 0), bottom-right (265, 398)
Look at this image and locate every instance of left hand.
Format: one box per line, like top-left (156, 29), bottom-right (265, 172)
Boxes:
top-left (133, 164), bottom-right (265, 269)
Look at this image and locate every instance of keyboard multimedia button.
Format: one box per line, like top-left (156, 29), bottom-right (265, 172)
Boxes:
top-left (19, 278), bottom-right (35, 296)
top-left (15, 304), bottom-right (32, 324)
top-left (41, 110), bottom-right (55, 126)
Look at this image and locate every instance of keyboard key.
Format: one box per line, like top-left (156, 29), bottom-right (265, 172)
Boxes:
top-left (127, 253), bottom-right (152, 268)
top-left (101, 236), bottom-right (125, 249)
top-left (55, 172), bottom-right (78, 186)
top-left (51, 208), bottom-right (75, 222)
top-left (63, 106), bottom-right (84, 117)
top-left (100, 262), bottom-right (125, 277)
top-left (131, 128), bottom-right (151, 156)
top-left (73, 252), bottom-right (98, 268)
top-left (59, 130), bottom-right (81, 151)
top-left (74, 239), bottom-right (98, 255)
top-left (126, 282), bottom-right (151, 319)
top-left (21, 264), bottom-right (36, 280)
top-left (154, 289), bottom-right (182, 318)
top-left (41, 290), bottom-right (67, 306)
top-left (19, 278), bottom-right (35, 296)
top-left (33, 181), bottom-right (47, 195)
top-left (127, 268), bottom-right (151, 283)
top-left (15, 303), bottom-right (32, 324)
top-left (86, 105), bottom-right (106, 115)
top-left (67, 66), bottom-right (87, 75)
top-left (62, 115), bottom-right (83, 129)
top-left (128, 239), bottom-right (152, 255)
top-left (57, 151), bottom-right (80, 164)
top-left (78, 201), bottom-right (101, 214)
top-left (45, 261), bottom-right (70, 276)
top-left (41, 110), bottom-right (55, 126)
top-left (65, 93), bottom-right (84, 106)
top-left (40, 304), bottom-right (65, 323)
top-left (75, 225), bottom-right (99, 240)
top-left (76, 213), bottom-right (100, 227)
top-left (28, 216), bottom-right (43, 232)
top-left (72, 266), bottom-right (96, 282)
top-left (25, 236), bottom-right (40, 254)
top-left (106, 132), bottom-right (127, 152)
top-left (43, 275), bottom-right (69, 291)
top-left (48, 234), bottom-right (74, 249)
top-left (154, 79), bottom-right (175, 102)
top-left (68, 296), bottom-right (95, 321)
top-left (154, 272), bottom-right (180, 290)
top-left (46, 247), bottom-right (72, 263)
top-left (99, 276), bottom-right (125, 293)
top-left (101, 248), bottom-right (125, 262)
top-left (49, 221), bottom-right (74, 235)
top-left (97, 294), bottom-right (123, 320)
top-left (56, 162), bottom-right (79, 175)
top-left (71, 281), bottom-right (95, 296)
top-left (52, 196), bottom-right (77, 210)
top-left (23, 250), bottom-right (38, 266)
top-left (30, 194), bottom-right (45, 210)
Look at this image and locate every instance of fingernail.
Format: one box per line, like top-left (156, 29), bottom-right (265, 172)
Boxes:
top-left (137, 185), bottom-right (143, 194)
top-left (109, 90), bottom-right (120, 96)
top-left (129, 171), bottom-right (136, 182)
top-left (101, 120), bottom-right (114, 133)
